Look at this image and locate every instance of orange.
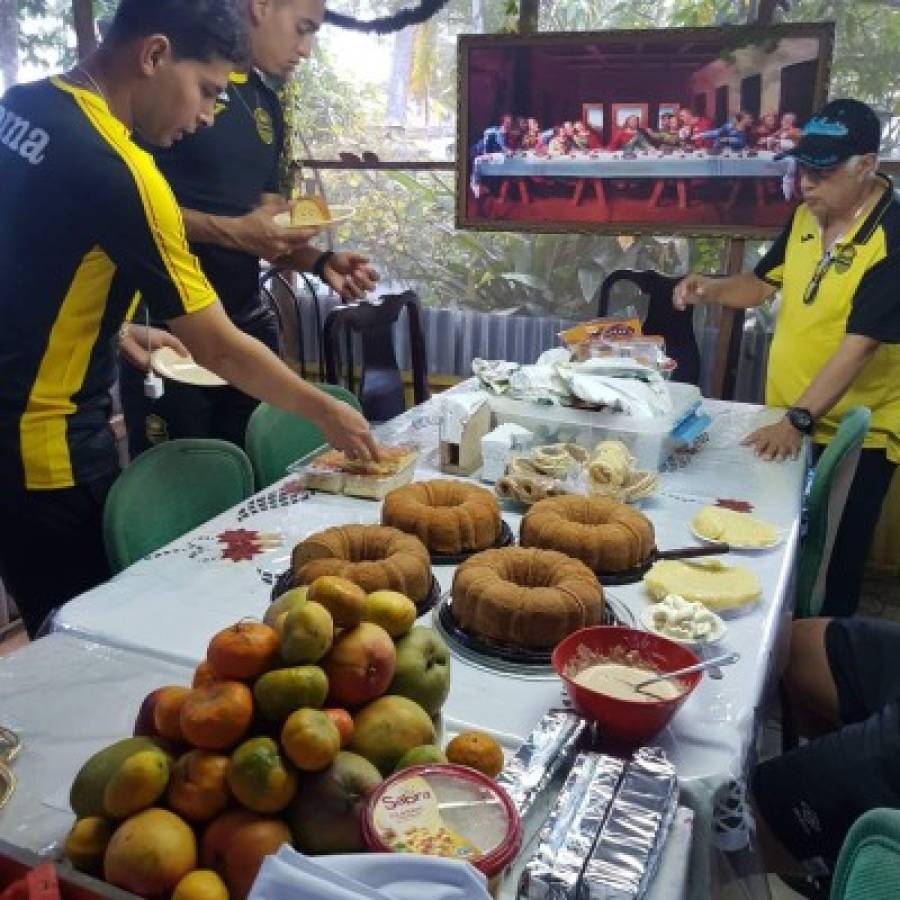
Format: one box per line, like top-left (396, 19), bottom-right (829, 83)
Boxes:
top-left (153, 686), bottom-right (192, 742)
top-left (193, 660), bottom-right (218, 688)
top-left (207, 621), bottom-right (280, 681)
top-left (280, 708), bottom-right (340, 772)
top-left (167, 749), bottom-right (231, 822)
top-left (445, 731), bottom-right (504, 778)
top-left (173, 869), bottom-right (229, 900)
top-left (322, 708), bottom-right (354, 748)
top-left (201, 810), bottom-right (291, 900)
top-left (226, 737), bottom-right (297, 813)
top-left (180, 681), bottom-right (254, 751)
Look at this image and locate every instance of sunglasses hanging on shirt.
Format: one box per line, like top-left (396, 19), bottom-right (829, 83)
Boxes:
top-left (802, 242), bottom-right (857, 305)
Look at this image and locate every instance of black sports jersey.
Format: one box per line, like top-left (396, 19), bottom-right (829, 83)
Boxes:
top-left (149, 71), bottom-right (285, 326)
top-left (0, 78), bottom-right (215, 490)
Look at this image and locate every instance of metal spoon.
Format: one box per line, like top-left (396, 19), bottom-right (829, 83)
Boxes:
top-left (634, 651), bottom-right (740, 691)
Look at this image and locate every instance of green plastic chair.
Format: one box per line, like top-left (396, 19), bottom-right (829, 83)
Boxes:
top-left (830, 808), bottom-right (900, 899)
top-left (794, 406), bottom-right (871, 619)
top-left (244, 384), bottom-right (362, 490)
top-left (103, 439), bottom-right (255, 572)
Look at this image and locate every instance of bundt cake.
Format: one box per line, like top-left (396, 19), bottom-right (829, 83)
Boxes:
top-left (291, 525), bottom-right (432, 603)
top-left (520, 495), bottom-right (655, 573)
top-left (381, 479), bottom-right (503, 555)
top-left (451, 547), bottom-right (604, 649)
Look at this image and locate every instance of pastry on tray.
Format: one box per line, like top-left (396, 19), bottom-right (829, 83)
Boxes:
top-left (691, 506), bottom-right (779, 548)
top-left (304, 445), bottom-right (418, 499)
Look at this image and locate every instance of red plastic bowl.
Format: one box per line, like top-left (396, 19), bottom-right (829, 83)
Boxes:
top-left (552, 626), bottom-right (701, 746)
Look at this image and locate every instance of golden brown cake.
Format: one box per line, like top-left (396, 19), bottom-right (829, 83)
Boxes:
top-left (451, 547), bottom-right (604, 649)
top-left (520, 495), bottom-right (655, 573)
top-left (381, 480), bottom-right (502, 555)
top-left (291, 525), bottom-right (432, 603)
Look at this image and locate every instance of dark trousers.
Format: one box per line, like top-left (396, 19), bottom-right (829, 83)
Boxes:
top-left (0, 473), bottom-right (116, 638)
top-left (120, 309), bottom-right (279, 458)
top-left (815, 446), bottom-right (896, 618)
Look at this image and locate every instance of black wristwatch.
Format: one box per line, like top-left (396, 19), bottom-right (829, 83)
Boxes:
top-left (786, 406), bottom-right (814, 435)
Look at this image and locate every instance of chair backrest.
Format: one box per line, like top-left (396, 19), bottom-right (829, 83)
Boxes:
top-left (830, 808), bottom-right (900, 900)
top-left (244, 384), bottom-right (362, 490)
top-left (794, 406), bottom-right (871, 619)
top-left (597, 268), bottom-right (701, 385)
top-left (322, 290), bottom-right (430, 421)
top-left (103, 439), bottom-right (255, 572)
top-left (259, 267), bottom-right (325, 379)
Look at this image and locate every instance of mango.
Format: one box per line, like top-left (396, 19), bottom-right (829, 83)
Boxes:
top-left (362, 591), bottom-right (417, 638)
top-left (349, 695), bottom-right (435, 775)
top-left (64, 817), bottom-right (115, 874)
top-left (70, 737), bottom-right (168, 819)
top-left (280, 602), bottom-right (334, 664)
top-left (253, 665), bottom-right (328, 722)
top-left (103, 748), bottom-right (172, 818)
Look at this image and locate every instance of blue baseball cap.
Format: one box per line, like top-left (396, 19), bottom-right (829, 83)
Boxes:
top-left (777, 98), bottom-right (882, 168)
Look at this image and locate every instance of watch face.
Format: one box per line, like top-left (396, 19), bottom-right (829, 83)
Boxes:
top-left (789, 408), bottom-right (813, 433)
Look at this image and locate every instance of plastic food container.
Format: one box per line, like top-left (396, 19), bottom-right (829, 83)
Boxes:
top-left (362, 764), bottom-right (522, 889)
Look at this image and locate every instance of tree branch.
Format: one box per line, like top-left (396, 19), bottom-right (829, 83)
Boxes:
top-left (72, 0), bottom-right (97, 60)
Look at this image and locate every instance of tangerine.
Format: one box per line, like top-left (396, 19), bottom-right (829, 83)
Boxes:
top-left (180, 681), bottom-right (254, 751)
top-left (207, 621), bottom-right (280, 681)
top-left (445, 731), bottom-right (504, 778)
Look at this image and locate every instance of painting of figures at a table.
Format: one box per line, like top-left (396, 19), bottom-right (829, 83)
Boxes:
top-left (457, 24), bottom-right (833, 236)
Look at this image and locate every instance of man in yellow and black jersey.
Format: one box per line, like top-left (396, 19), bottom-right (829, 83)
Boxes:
top-left (0, 0), bottom-right (376, 637)
top-left (121, 0), bottom-right (379, 454)
top-left (675, 99), bottom-right (899, 618)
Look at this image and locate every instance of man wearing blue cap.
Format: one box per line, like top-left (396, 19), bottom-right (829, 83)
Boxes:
top-left (674, 98), bottom-right (899, 618)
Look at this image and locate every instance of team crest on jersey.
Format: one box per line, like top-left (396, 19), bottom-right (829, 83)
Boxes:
top-left (255, 107), bottom-right (274, 144)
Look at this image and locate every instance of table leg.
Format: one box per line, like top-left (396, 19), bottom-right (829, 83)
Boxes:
top-left (724, 179), bottom-right (742, 210)
top-left (677, 179), bottom-right (688, 210)
top-left (518, 179), bottom-right (530, 205)
top-left (754, 180), bottom-right (766, 207)
top-left (573, 178), bottom-right (586, 207)
top-left (594, 179), bottom-right (609, 220)
top-left (649, 179), bottom-right (666, 207)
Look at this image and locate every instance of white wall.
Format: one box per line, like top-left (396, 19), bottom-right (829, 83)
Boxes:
top-left (689, 37), bottom-right (820, 122)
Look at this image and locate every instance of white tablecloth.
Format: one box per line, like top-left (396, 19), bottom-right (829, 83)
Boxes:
top-left (0, 633), bottom-right (196, 853)
top-left (50, 391), bottom-right (805, 897)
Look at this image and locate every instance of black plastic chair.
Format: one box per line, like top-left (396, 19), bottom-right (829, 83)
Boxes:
top-left (322, 291), bottom-right (430, 422)
top-left (258, 267), bottom-right (324, 380)
top-left (596, 269), bottom-right (701, 386)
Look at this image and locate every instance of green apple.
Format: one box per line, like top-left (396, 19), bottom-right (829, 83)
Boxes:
top-left (387, 626), bottom-right (451, 716)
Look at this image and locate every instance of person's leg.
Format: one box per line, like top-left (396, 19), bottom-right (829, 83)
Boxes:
top-left (0, 475), bottom-right (115, 638)
top-left (821, 449), bottom-right (896, 617)
top-left (783, 618), bottom-right (841, 736)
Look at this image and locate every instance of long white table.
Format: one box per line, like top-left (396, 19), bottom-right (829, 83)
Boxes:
top-left (45, 392), bottom-right (803, 897)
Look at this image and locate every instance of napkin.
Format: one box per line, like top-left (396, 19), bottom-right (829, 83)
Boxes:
top-left (248, 845), bottom-right (492, 900)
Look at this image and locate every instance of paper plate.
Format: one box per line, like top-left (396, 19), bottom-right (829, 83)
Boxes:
top-left (639, 604), bottom-right (727, 648)
top-left (274, 205), bottom-right (355, 231)
top-left (151, 348), bottom-right (227, 388)
top-left (689, 523), bottom-right (783, 552)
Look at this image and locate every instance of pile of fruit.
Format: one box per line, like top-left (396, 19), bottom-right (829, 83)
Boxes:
top-left (62, 576), bottom-right (500, 900)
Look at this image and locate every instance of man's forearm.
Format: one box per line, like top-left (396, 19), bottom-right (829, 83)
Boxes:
top-left (188, 326), bottom-right (331, 422)
top-left (181, 208), bottom-right (243, 249)
top-left (703, 272), bottom-right (775, 309)
top-left (279, 244), bottom-right (325, 273)
top-left (794, 335), bottom-right (880, 420)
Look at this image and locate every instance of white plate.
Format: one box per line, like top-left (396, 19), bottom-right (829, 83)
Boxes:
top-left (639, 604), bottom-right (727, 647)
top-left (689, 523), bottom-right (783, 552)
top-left (151, 347), bottom-right (227, 388)
top-left (274, 205), bottom-right (355, 231)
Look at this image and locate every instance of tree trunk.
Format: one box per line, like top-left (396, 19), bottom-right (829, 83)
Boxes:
top-left (470, 0), bottom-right (483, 32)
top-left (73, 0), bottom-right (97, 60)
top-left (0, 0), bottom-right (18, 92)
top-left (519, 0), bottom-right (539, 34)
top-left (756, 0), bottom-right (787, 25)
top-left (386, 25), bottom-right (414, 128)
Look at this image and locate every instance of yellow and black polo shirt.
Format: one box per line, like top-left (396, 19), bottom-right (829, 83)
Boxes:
top-left (148, 70), bottom-right (284, 327)
top-left (755, 174), bottom-right (900, 463)
top-left (0, 78), bottom-right (216, 491)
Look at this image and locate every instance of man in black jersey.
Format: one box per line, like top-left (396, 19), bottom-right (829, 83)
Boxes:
top-left (121, 0), bottom-right (379, 453)
top-left (0, 0), bottom-right (376, 637)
